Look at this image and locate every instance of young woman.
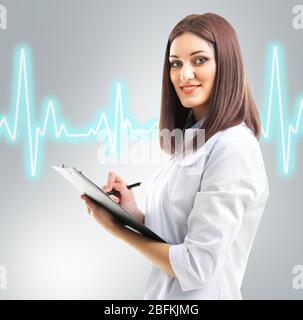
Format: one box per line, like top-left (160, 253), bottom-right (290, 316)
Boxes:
top-left (81, 13), bottom-right (269, 300)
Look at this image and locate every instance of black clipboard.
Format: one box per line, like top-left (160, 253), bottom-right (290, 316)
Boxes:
top-left (52, 164), bottom-right (167, 243)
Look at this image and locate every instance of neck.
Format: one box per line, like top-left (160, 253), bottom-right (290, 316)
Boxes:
top-left (192, 107), bottom-right (207, 122)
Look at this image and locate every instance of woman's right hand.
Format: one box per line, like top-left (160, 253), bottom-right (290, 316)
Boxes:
top-left (101, 171), bottom-right (141, 220)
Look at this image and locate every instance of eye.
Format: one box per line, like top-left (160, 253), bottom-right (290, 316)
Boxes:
top-left (169, 60), bottom-right (181, 68)
top-left (194, 56), bottom-right (208, 64)
top-left (169, 56), bottom-right (208, 69)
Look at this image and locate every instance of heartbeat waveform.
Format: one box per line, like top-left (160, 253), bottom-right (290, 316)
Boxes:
top-left (261, 43), bottom-right (303, 177)
top-left (0, 45), bottom-right (158, 178)
top-left (0, 44), bottom-right (302, 178)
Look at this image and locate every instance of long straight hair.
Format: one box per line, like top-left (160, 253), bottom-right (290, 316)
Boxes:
top-left (159, 13), bottom-right (261, 154)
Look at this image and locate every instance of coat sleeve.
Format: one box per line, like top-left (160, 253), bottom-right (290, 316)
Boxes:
top-left (168, 135), bottom-right (264, 292)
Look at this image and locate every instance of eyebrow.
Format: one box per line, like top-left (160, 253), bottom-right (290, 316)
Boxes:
top-left (169, 50), bottom-right (208, 58)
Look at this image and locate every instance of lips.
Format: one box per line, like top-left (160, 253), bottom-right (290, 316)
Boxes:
top-left (180, 84), bottom-right (201, 94)
top-left (180, 84), bottom-right (201, 89)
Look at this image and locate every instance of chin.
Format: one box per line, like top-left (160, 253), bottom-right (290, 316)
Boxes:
top-left (181, 105), bottom-right (193, 109)
top-left (181, 101), bottom-right (206, 109)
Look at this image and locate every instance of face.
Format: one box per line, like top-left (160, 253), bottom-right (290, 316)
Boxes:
top-left (169, 32), bottom-right (216, 121)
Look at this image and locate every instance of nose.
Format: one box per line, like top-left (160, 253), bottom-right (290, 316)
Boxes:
top-left (179, 62), bottom-right (195, 81)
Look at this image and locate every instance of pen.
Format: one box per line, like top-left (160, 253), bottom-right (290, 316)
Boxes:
top-left (105, 182), bottom-right (142, 196)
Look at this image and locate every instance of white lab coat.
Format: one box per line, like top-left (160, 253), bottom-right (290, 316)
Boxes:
top-left (143, 116), bottom-right (269, 300)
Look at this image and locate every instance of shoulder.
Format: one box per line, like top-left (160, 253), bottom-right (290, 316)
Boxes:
top-left (207, 122), bottom-right (261, 157)
top-left (200, 122), bottom-right (269, 205)
top-left (171, 123), bottom-right (261, 168)
top-left (203, 122), bottom-right (268, 200)
top-left (204, 122), bottom-right (267, 183)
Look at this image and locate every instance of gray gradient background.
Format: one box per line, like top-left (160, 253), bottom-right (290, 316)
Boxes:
top-left (0, 0), bottom-right (302, 299)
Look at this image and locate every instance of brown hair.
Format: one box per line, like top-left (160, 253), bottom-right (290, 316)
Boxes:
top-left (159, 13), bottom-right (261, 154)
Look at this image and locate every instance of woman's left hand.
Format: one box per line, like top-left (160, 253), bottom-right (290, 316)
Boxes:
top-left (80, 194), bottom-right (124, 235)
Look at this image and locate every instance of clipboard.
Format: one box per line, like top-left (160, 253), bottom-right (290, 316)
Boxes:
top-left (52, 164), bottom-right (167, 243)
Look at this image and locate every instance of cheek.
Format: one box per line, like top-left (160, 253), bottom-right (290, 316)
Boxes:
top-left (197, 70), bottom-right (213, 84)
top-left (170, 73), bottom-right (181, 94)
top-left (199, 64), bottom-right (216, 85)
top-left (197, 77), bottom-right (215, 96)
top-left (170, 71), bottom-right (178, 86)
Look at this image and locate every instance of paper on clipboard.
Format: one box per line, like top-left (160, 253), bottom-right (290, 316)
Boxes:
top-left (51, 164), bottom-right (167, 243)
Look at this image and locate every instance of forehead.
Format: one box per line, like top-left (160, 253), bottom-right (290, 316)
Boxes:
top-left (169, 32), bottom-right (214, 56)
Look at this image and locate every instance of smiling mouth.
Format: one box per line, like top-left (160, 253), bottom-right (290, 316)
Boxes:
top-left (181, 84), bottom-right (201, 93)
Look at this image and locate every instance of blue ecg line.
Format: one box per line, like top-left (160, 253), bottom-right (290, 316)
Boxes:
top-left (0, 45), bottom-right (158, 179)
top-left (261, 43), bottom-right (303, 177)
top-left (0, 44), bottom-right (302, 178)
